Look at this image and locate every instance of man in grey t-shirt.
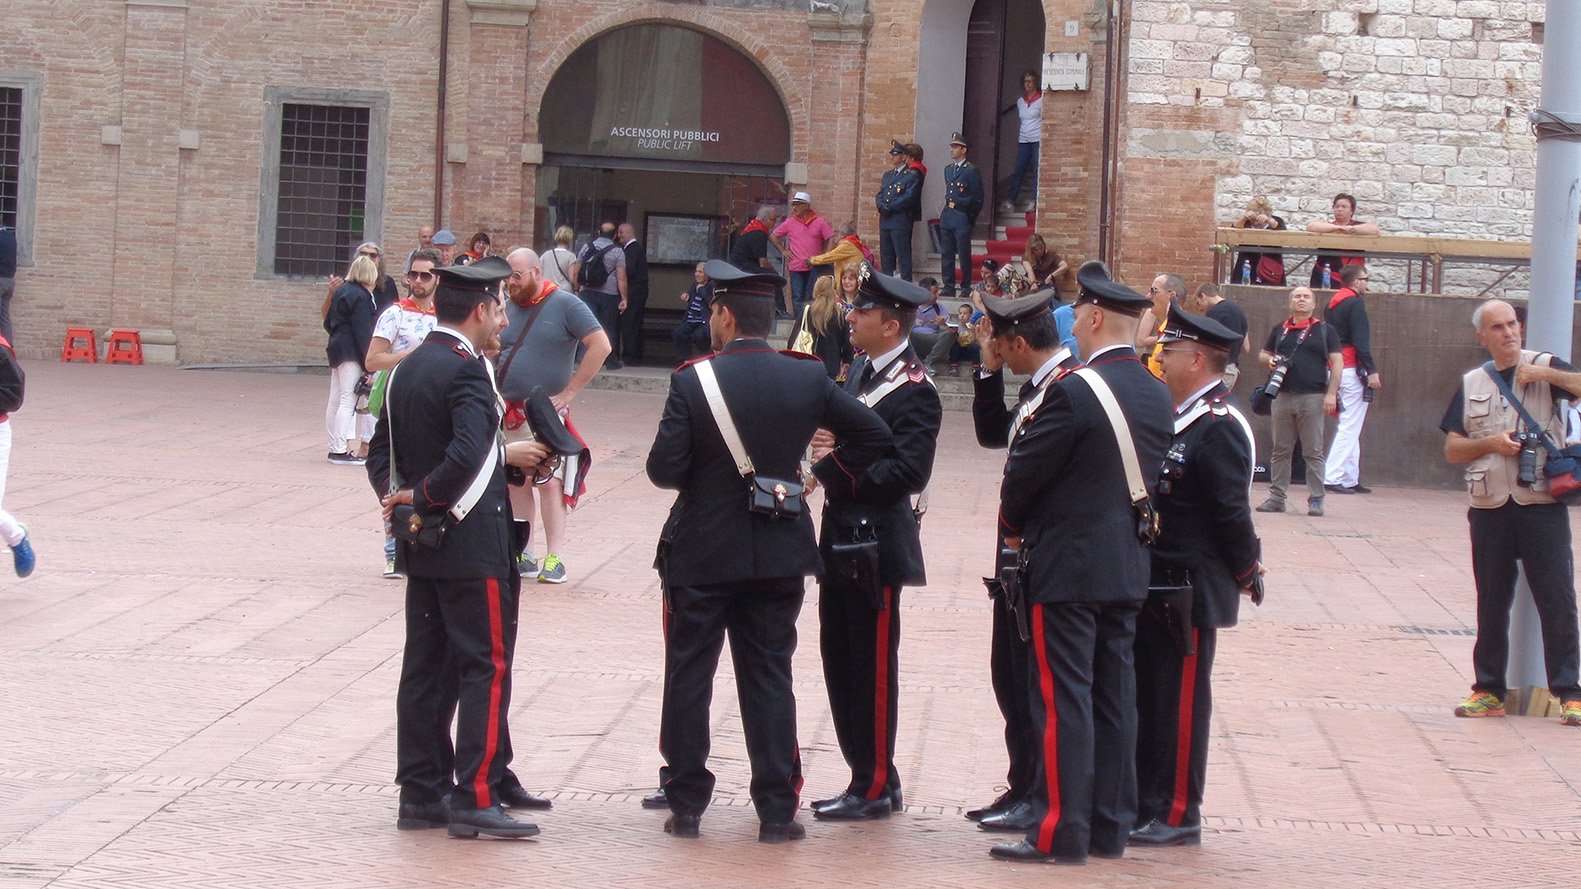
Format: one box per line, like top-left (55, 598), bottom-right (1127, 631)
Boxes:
top-left (500, 247), bottom-right (612, 585)
top-left (569, 222), bottom-right (629, 370)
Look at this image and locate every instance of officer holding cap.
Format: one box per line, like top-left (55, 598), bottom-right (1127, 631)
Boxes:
top-left (938, 132), bottom-right (984, 298)
top-left (965, 286), bottom-right (1080, 833)
top-left (646, 260), bottom-right (891, 843)
top-left (1130, 308), bottom-right (1262, 849)
top-left (366, 256), bottom-right (544, 839)
top-left (989, 261), bottom-right (1171, 865)
top-left (806, 265), bottom-right (941, 821)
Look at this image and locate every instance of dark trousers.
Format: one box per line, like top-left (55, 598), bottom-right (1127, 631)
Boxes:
top-left (1022, 600), bottom-right (1141, 859)
top-left (578, 289), bottom-right (622, 366)
top-left (672, 321), bottom-right (710, 363)
top-left (879, 225), bottom-right (913, 280)
top-left (1009, 141), bottom-right (1039, 203)
top-left (989, 592), bottom-right (1037, 800)
top-left (1135, 615), bottom-right (1216, 828)
top-left (0, 278), bottom-right (13, 342)
top-left (1468, 502), bottom-right (1581, 698)
top-left (790, 271), bottom-right (813, 313)
top-left (396, 574), bottom-right (517, 811)
top-left (938, 224), bottom-right (972, 294)
top-left (819, 581), bottom-right (902, 800)
top-left (661, 577), bottom-right (806, 822)
top-left (619, 289), bottom-right (649, 363)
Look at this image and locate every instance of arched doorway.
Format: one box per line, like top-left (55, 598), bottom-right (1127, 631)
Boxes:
top-left (537, 23), bottom-right (793, 361)
top-left (916, 0), bottom-right (1046, 238)
top-left (963, 0), bottom-right (1047, 213)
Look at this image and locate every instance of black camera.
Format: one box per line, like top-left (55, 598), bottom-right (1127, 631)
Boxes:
top-left (1264, 356), bottom-right (1290, 397)
top-left (1518, 432), bottom-right (1540, 487)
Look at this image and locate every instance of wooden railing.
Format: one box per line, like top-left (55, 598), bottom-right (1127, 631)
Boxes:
top-left (1212, 228), bottom-right (1580, 294)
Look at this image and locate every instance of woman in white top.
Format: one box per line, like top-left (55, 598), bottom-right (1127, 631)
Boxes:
top-left (539, 225), bottom-right (578, 291)
top-left (1003, 70), bottom-right (1043, 212)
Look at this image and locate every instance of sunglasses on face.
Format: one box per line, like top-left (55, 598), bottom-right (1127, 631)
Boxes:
top-left (406, 270), bottom-right (435, 281)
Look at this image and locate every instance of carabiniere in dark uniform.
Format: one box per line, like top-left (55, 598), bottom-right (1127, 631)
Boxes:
top-left (807, 266), bottom-right (941, 821)
top-left (646, 260), bottom-right (892, 844)
top-left (968, 286), bottom-right (1079, 833)
top-left (366, 258), bottom-right (543, 840)
top-left (989, 261), bottom-right (1172, 865)
top-left (1131, 308), bottom-right (1263, 849)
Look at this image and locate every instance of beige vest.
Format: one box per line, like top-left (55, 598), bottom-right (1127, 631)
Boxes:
top-left (1460, 350), bottom-right (1562, 508)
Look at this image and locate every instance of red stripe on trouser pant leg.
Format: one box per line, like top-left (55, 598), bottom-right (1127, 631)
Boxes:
top-left (1030, 603), bottom-right (1062, 852)
top-left (1166, 629), bottom-right (1200, 827)
top-left (472, 577), bottom-right (508, 809)
top-left (865, 586), bottom-right (893, 800)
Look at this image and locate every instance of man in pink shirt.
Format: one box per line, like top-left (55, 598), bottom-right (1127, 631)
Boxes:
top-left (771, 191), bottom-right (837, 317)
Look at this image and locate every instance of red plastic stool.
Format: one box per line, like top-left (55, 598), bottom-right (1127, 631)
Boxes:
top-left (62, 327), bottom-right (98, 363)
top-left (105, 329), bottom-right (144, 365)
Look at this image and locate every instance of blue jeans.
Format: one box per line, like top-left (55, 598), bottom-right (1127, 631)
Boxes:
top-left (938, 224), bottom-right (972, 294)
top-left (1009, 141), bottom-right (1039, 204)
top-left (790, 270), bottom-right (813, 312)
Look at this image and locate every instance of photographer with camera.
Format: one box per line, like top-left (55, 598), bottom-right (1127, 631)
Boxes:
top-left (1441, 299), bottom-right (1581, 726)
top-left (1255, 286), bottom-right (1342, 516)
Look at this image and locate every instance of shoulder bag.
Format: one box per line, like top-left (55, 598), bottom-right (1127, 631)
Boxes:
top-left (1071, 367), bottom-right (1160, 545)
top-left (693, 359), bottom-right (805, 519)
top-left (1482, 359), bottom-right (1581, 505)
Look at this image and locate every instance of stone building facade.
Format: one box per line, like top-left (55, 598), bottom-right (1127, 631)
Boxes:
top-left (0, 0), bottom-right (1551, 364)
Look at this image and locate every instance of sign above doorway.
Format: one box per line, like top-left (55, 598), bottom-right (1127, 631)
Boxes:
top-left (1043, 52), bottom-right (1089, 91)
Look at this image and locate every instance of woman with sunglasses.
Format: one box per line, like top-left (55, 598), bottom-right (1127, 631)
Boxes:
top-left (361, 248), bottom-right (442, 577)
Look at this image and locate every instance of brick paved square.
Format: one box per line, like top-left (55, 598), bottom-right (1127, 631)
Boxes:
top-left (0, 363), bottom-right (1575, 888)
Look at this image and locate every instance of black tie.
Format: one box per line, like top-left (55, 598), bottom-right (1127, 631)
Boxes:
top-left (859, 360), bottom-right (876, 392)
top-left (1018, 379), bottom-right (1036, 402)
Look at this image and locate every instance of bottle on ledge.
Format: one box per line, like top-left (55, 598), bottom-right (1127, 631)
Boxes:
top-left (1241, 259), bottom-right (1252, 285)
top-left (1321, 265), bottom-right (1333, 289)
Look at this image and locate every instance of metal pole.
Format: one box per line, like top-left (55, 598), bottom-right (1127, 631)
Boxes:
top-left (1508, 1), bottom-right (1581, 709)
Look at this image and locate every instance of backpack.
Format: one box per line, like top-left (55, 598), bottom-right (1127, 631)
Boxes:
top-left (0, 336), bottom-right (23, 414)
top-left (578, 242), bottom-right (618, 290)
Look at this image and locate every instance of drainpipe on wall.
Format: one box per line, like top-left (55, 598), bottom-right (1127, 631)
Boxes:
top-left (1097, 0), bottom-right (1125, 264)
top-left (434, 0), bottom-right (451, 226)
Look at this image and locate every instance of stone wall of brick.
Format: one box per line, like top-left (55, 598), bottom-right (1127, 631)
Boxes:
top-left (1119, 0), bottom-right (1546, 293)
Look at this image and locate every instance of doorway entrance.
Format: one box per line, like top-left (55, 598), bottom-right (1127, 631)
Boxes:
top-left (961, 0), bottom-right (1047, 217)
top-left (536, 23), bottom-right (793, 363)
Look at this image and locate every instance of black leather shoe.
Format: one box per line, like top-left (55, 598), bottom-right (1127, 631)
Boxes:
top-left (664, 813), bottom-right (700, 838)
top-left (640, 788), bottom-right (669, 810)
top-left (446, 804), bottom-right (540, 839)
top-left (889, 787), bottom-right (904, 813)
top-left (759, 820), bottom-right (807, 843)
top-left (990, 840), bottom-right (1086, 865)
top-left (498, 785), bottom-right (553, 810)
top-left (1129, 818), bottom-right (1202, 846)
top-left (966, 790), bottom-right (1017, 821)
top-left (978, 800), bottom-right (1038, 832)
top-left (396, 800), bottom-right (449, 830)
top-left (1349, 484), bottom-right (1373, 494)
top-left (1324, 484), bottom-right (1355, 495)
top-left (810, 793), bottom-right (852, 813)
top-left (813, 794), bottom-right (892, 821)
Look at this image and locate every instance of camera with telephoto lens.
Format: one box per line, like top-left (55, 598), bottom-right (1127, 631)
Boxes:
top-left (1263, 356), bottom-right (1290, 397)
top-left (1517, 431), bottom-right (1541, 487)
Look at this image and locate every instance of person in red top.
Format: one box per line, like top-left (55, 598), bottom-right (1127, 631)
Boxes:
top-left (771, 193), bottom-right (837, 316)
top-left (1322, 265), bottom-right (1381, 493)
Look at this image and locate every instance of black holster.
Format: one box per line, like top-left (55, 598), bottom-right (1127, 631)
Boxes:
top-left (1146, 568), bottom-right (1196, 657)
top-left (994, 546), bottom-right (1031, 643)
top-left (828, 518), bottom-right (884, 610)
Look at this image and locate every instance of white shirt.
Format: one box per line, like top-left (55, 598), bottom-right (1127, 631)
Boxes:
top-left (1017, 94), bottom-right (1043, 144)
top-left (867, 341), bottom-right (909, 378)
top-left (1175, 380), bottom-right (1219, 415)
top-left (432, 325), bottom-right (478, 358)
top-left (1084, 342), bottom-right (1132, 363)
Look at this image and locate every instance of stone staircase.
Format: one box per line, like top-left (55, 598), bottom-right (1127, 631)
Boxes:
top-left (922, 207), bottom-right (1037, 290)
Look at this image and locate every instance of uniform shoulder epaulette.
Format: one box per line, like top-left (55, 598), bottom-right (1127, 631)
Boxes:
top-left (1054, 365), bottom-right (1079, 381)
top-left (905, 358), bottom-right (929, 384)
top-left (1210, 397), bottom-right (1230, 416)
top-left (449, 344), bottom-right (471, 359)
top-left (779, 349), bottom-right (822, 362)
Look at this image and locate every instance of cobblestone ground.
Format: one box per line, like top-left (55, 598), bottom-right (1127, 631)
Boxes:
top-left (0, 363), bottom-right (1576, 889)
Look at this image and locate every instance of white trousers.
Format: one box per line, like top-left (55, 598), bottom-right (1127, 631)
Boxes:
top-left (1324, 367), bottom-right (1369, 487)
top-left (325, 361), bottom-right (361, 454)
top-left (0, 421), bottom-right (25, 545)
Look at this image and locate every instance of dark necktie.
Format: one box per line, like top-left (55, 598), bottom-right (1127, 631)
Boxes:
top-left (1018, 379), bottom-right (1036, 402)
top-left (858, 360), bottom-right (876, 392)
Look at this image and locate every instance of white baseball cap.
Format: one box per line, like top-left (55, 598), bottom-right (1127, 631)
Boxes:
top-left (790, 191), bottom-right (812, 205)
